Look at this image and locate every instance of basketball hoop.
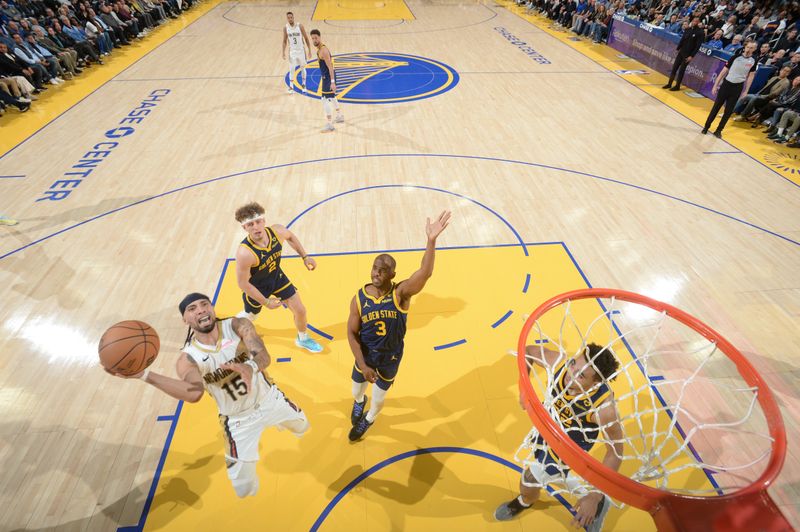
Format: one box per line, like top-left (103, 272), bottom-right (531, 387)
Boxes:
top-left (516, 288), bottom-right (791, 532)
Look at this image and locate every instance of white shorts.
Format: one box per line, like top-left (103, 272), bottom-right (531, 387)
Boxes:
top-left (219, 385), bottom-right (307, 478)
top-left (288, 52), bottom-right (307, 69)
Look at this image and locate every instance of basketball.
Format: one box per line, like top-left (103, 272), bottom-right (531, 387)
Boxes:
top-left (98, 320), bottom-right (160, 377)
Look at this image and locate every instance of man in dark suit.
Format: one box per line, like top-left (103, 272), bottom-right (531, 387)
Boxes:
top-left (0, 41), bottom-right (44, 90)
top-left (663, 16), bottom-right (707, 91)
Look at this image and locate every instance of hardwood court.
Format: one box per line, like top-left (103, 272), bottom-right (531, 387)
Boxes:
top-left (0, 1), bottom-right (798, 530)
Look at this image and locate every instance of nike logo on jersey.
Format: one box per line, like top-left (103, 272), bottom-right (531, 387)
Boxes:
top-left (202, 356), bottom-right (209, 361)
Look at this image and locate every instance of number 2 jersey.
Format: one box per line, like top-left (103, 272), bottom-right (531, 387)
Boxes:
top-left (357, 283), bottom-right (408, 364)
top-left (184, 318), bottom-right (271, 417)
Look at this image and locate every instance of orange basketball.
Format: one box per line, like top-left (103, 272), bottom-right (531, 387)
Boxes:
top-left (98, 320), bottom-right (160, 376)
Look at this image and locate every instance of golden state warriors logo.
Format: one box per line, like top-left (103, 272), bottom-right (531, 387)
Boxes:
top-left (763, 151), bottom-right (800, 175)
top-left (286, 53), bottom-right (459, 103)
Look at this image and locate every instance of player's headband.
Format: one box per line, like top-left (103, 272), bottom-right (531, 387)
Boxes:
top-left (179, 292), bottom-right (211, 315)
top-left (241, 214), bottom-right (264, 225)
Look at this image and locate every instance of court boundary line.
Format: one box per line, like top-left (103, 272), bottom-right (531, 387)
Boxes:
top-left (0, 0), bottom-right (223, 161)
top-left (498, 1), bottom-right (800, 191)
top-left (2, 153), bottom-right (797, 264)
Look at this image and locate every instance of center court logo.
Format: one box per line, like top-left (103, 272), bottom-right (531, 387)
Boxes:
top-left (286, 52), bottom-right (459, 104)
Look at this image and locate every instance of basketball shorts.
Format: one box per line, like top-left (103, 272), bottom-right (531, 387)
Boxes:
top-left (219, 385), bottom-right (307, 480)
top-left (320, 75), bottom-right (335, 97)
top-left (351, 350), bottom-right (403, 390)
top-left (242, 268), bottom-right (297, 314)
top-left (288, 51), bottom-right (307, 70)
top-left (521, 435), bottom-right (591, 495)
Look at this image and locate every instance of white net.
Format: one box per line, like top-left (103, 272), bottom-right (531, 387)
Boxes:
top-left (514, 295), bottom-right (775, 507)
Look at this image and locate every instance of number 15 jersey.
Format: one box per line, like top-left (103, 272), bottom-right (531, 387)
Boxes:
top-left (184, 318), bottom-right (271, 417)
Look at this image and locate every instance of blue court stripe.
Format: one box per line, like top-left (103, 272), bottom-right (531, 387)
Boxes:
top-left (649, 375), bottom-right (666, 381)
top-left (307, 324), bottom-right (333, 341)
top-left (0, 175), bottom-right (24, 179)
top-left (3, 153), bottom-right (797, 263)
top-left (156, 415), bottom-right (174, 422)
top-left (282, 242), bottom-right (559, 260)
top-left (491, 310), bottom-right (513, 329)
top-left (703, 151), bottom-right (741, 155)
top-left (276, 357), bottom-right (292, 363)
top-left (610, 309), bottom-right (622, 315)
top-left (534, 339), bottom-right (549, 344)
top-left (309, 446), bottom-right (577, 531)
top-left (522, 273), bottom-right (531, 293)
top-left (433, 338), bottom-right (467, 350)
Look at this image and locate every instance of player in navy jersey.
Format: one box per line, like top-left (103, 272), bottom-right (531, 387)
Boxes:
top-left (346, 211), bottom-right (452, 441)
top-left (234, 202), bottom-right (323, 353)
top-left (309, 29), bottom-right (343, 132)
top-left (495, 343), bottom-right (623, 531)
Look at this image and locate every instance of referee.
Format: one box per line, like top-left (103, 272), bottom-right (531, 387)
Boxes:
top-left (703, 42), bottom-right (758, 139)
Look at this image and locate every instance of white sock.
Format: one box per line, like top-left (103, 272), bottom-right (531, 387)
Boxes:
top-left (298, 331), bottom-right (309, 341)
top-left (365, 384), bottom-right (387, 423)
top-left (352, 381), bottom-right (367, 403)
top-left (517, 495), bottom-right (531, 508)
top-left (778, 127), bottom-right (785, 135)
top-left (301, 68), bottom-right (307, 87)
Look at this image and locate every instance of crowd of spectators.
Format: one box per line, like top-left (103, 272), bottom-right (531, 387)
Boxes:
top-left (516, 0), bottom-right (800, 145)
top-left (0, 0), bottom-right (197, 117)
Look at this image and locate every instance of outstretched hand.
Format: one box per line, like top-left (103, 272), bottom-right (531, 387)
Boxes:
top-left (426, 210), bottom-right (451, 242)
top-left (571, 493), bottom-right (604, 528)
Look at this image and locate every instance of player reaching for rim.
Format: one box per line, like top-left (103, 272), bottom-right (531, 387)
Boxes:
top-left (346, 211), bottom-right (452, 441)
top-left (494, 342), bottom-right (623, 531)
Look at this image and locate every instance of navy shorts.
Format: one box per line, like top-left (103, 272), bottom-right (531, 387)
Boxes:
top-left (321, 76), bottom-right (335, 98)
top-left (243, 269), bottom-right (297, 314)
top-left (351, 351), bottom-right (403, 390)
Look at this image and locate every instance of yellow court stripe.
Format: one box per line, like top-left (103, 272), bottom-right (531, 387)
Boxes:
top-left (312, 0), bottom-right (415, 21)
top-left (496, 0), bottom-right (800, 187)
top-left (0, 0), bottom-right (222, 157)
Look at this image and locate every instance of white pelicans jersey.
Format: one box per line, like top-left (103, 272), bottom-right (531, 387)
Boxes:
top-left (184, 318), bottom-right (270, 417)
top-left (286, 23), bottom-right (304, 55)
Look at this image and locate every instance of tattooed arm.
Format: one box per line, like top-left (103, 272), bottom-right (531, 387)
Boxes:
top-left (231, 317), bottom-right (271, 370)
top-left (220, 318), bottom-right (272, 393)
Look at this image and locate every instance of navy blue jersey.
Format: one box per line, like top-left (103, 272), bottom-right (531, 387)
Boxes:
top-left (357, 283), bottom-right (408, 360)
top-left (240, 227), bottom-right (283, 286)
top-left (318, 44), bottom-right (332, 80)
top-left (550, 359), bottom-right (611, 451)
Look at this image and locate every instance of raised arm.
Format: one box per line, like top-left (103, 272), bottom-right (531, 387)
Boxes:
top-left (395, 211), bottom-right (451, 306)
top-left (272, 224), bottom-right (316, 270)
top-left (231, 317), bottom-right (271, 370)
top-left (347, 296), bottom-right (376, 383)
top-left (220, 317), bottom-right (272, 392)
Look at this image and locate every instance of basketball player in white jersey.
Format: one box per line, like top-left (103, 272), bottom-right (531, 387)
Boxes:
top-left (104, 293), bottom-right (309, 498)
top-left (282, 11), bottom-right (311, 94)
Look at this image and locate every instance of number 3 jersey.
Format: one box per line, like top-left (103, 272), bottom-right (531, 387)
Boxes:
top-left (357, 283), bottom-right (408, 364)
top-left (184, 318), bottom-right (271, 417)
